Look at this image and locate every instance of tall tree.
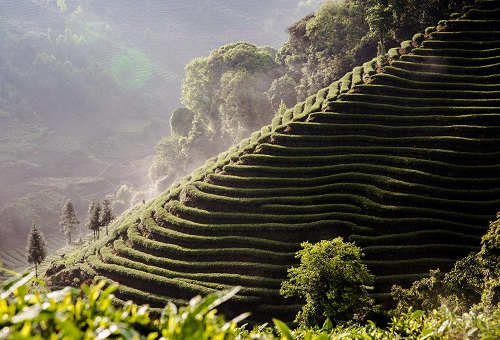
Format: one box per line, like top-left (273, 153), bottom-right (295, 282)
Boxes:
top-left (59, 199), bottom-right (80, 245)
top-left (25, 220), bottom-right (47, 279)
top-left (100, 198), bottom-right (115, 236)
top-left (85, 199), bottom-right (101, 241)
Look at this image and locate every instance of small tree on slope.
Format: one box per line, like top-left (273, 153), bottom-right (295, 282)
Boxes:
top-left (59, 199), bottom-right (80, 245)
top-left (100, 198), bottom-right (115, 236)
top-left (280, 237), bottom-right (375, 327)
top-left (85, 199), bottom-right (101, 241)
top-left (25, 220), bottom-right (47, 279)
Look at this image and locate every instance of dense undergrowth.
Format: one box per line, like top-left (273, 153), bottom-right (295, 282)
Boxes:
top-left (2, 271), bottom-right (500, 339)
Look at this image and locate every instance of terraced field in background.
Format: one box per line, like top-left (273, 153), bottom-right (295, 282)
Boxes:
top-left (0, 0), bottom-right (316, 249)
top-left (0, 234), bottom-right (67, 283)
top-left (60, 0), bottom-right (500, 323)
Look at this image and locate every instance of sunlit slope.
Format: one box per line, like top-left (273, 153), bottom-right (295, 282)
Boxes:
top-left (73, 0), bottom-right (500, 323)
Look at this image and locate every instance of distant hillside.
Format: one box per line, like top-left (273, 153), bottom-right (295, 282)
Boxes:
top-left (47, 0), bottom-right (500, 324)
top-left (0, 0), bottom-right (313, 248)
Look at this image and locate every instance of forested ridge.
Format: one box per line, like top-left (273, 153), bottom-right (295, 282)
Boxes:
top-left (37, 0), bottom-right (500, 327)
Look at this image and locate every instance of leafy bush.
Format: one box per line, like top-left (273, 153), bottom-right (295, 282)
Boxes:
top-left (0, 272), bottom-right (247, 339)
top-left (392, 212), bottom-right (500, 314)
top-left (280, 238), bottom-right (375, 326)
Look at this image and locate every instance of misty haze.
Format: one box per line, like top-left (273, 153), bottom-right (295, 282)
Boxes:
top-left (0, 0), bottom-right (318, 251)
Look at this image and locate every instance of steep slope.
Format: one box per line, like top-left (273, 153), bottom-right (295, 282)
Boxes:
top-left (55, 0), bottom-right (500, 323)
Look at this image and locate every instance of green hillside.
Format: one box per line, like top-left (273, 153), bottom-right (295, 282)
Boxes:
top-left (48, 0), bottom-right (500, 324)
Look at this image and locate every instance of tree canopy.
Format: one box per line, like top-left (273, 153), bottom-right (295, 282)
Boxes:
top-left (59, 199), bottom-right (80, 245)
top-left (25, 220), bottom-right (47, 279)
top-left (85, 199), bottom-right (101, 241)
top-left (280, 238), bottom-right (375, 326)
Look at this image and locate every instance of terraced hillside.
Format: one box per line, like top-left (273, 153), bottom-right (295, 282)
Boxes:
top-left (55, 0), bottom-right (500, 323)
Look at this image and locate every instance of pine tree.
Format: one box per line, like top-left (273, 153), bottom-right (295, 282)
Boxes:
top-left (26, 220), bottom-right (47, 279)
top-left (85, 199), bottom-right (101, 241)
top-left (59, 199), bottom-right (80, 245)
top-left (100, 198), bottom-right (115, 236)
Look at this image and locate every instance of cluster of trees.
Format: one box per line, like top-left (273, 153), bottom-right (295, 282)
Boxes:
top-left (84, 198), bottom-right (114, 242)
top-left (150, 0), bottom-right (474, 190)
top-left (277, 0), bottom-right (474, 99)
top-left (25, 198), bottom-right (115, 279)
top-left (59, 198), bottom-right (115, 244)
top-left (150, 42), bottom-right (283, 189)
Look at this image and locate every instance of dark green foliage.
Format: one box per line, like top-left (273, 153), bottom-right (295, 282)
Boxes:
top-left (170, 107), bottom-right (195, 137)
top-left (277, 0), bottom-right (371, 98)
top-left (0, 273), bottom-right (246, 339)
top-left (59, 199), bottom-right (80, 245)
top-left (393, 213), bottom-right (500, 313)
top-left (85, 199), bottom-right (101, 242)
top-left (152, 42), bottom-right (280, 189)
top-left (100, 198), bottom-right (114, 236)
top-left (3, 272), bottom-right (500, 338)
top-left (25, 220), bottom-right (47, 279)
top-left (280, 238), bottom-right (375, 326)
top-left (267, 74), bottom-right (298, 110)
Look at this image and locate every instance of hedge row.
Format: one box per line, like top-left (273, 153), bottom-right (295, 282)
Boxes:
top-left (326, 98), bottom-right (500, 116)
top-left (93, 275), bottom-right (186, 311)
top-left (362, 244), bottom-right (477, 261)
top-left (384, 63), bottom-right (500, 83)
top-left (144, 210), bottom-right (301, 252)
top-left (167, 184), bottom-right (491, 236)
top-left (352, 84), bottom-right (500, 99)
top-left (261, 203), bottom-right (362, 215)
top-left (153, 203), bottom-right (362, 236)
top-left (198, 171), bottom-right (500, 204)
top-left (127, 224), bottom-right (297, 264)
top-left (112, 239), bottom-right (290, 277)
top-left (444, 19), bottom-right (500, 31)
top-left (90, 254), bottom-right (215, 302)
top-left (309, 112), bottom-right (500, 129)
top-left (430, 30), bottom-right (500, 41)
top-left (400, 53), bottom-right (500, 67)
top-left (411, 46), bottom-right (500, 58)
top-left (222, 157), bottom-right (500, 181)
top-left (373, 273), bottom-right (430, 292)
top-left (253, 143), bottom-right (500, 166)
top-left (208, 168), bottom-right (500, 192)
top-left (340, 71), bottom-right (353, 93)
top-left (370, 72), bottom-right (500, 91)
top-left (326, 80), bottom-right (341, 101)
top-left (391, 60), bottom-right (500, 76)
top-left (461, 7), bottom-right (500, 19)
top-left (283, 121), bottom-right (500, 139)
top-left (234, 153), bottom-right (500, 179)
top-left (168, 198), bottom-right (370, 227)
top-left (99, 246), bottom-right (282, 290)
top-left (91, 255), bottom-right (286, 310)
top-left (339, 92), bottom-right (500, 107)
top-left (364, 258), bottom-right (458, 275)
top-left (422, 39), bottom-right (500, 50)
top-left (350, 229), bottom-right (482, 247)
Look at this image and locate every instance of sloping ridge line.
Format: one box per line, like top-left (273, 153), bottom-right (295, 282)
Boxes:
top-left (65, 0), bottom-right (500, 323)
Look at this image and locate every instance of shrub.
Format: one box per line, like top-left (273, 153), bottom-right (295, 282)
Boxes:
top-left (280, 238), bottom-right (375, 327)
top-left (0, 271), bottom-right (247, 339)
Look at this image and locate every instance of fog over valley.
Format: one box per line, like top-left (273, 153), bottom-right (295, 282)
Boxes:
top-left (0, 0), bottom-right (320, 248)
